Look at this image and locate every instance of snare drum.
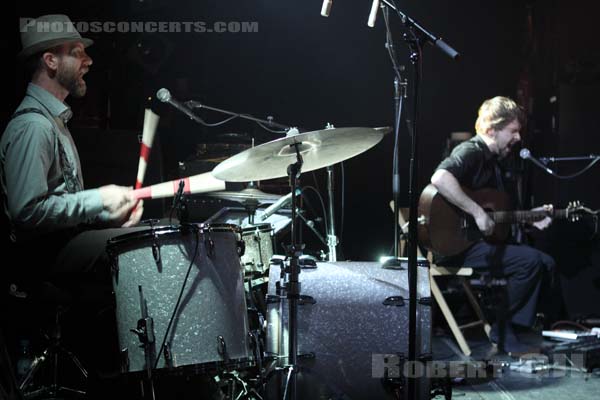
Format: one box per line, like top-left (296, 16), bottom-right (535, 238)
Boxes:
top-left (240, 223), bottom-right (274, 276)
top-left (107, 223), bottom-right (252, 374)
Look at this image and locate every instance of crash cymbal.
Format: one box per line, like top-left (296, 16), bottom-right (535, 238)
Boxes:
top-left (205, 187), bottom-right (282, 204)
top-left (212, 127), bottom-right (389, 182)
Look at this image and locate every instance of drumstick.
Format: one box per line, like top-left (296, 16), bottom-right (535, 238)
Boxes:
top-left (135, 108), bottom-right (160, 189)
top-left (132, 172), bottom-right (226, 200)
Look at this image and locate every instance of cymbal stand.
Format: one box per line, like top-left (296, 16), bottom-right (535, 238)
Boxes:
top-left (323, 123), bottom-right (338, 262)
top-left (242, 198), bottom-right (259, 225)
top-left (325, 165), bottom-right (338, 262)
top-left (280, 142), bottom-right (304, 400)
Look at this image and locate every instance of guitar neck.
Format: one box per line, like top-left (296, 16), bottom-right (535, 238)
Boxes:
top-left (489, 209), bottom-right (568, 224)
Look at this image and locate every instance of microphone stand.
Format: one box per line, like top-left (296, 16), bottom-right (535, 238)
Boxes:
top-left (539, 154), bottom-right (600, 164)
top-left (526, 152), bottom-right (600, 179)
top-left (186, 100), bottom-right (291, 132)
top-left (379, 2), bottom-right (459, 399)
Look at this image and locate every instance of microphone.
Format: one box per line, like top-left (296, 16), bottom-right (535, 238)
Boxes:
top-left (156, 88), bottom-right (203, 124)
top-left (367, 0), bottom-right (380, 27)
top-left (321, 0), bottom-right (332, 17)
top-left (259, 190), bottom-right (299, 221)
top-left (520, 148), bottom-right (554, 175)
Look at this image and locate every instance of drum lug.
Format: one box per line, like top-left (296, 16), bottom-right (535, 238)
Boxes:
top-left (270, 255), bottom-right (285, 266)
top-left (109, 253), bottom-right (119, 282)
top-left (152, 242), bottom-right (161, 266)
top-left (206, 237), bottom-right (215, 258)
top-left (266, 294), bottom-right (282, 304)
top-left (247, 330), bottom-right (263, 372)
top-left (217, 335), bottom-right (228, 361)
top-left (298, 295), bottom-right (316, 305)
top-left (130, 317), bottom-right (156, 345)
top-left (383, 296), bottom-right (405, 307)
top-left (119, 347), bottom-right (129, 373)
top-left (418, 296), bottom-right (432, 306)
top-left (150, 228), bottom-right (162, 267)
top-left (298, 352), bottom-right (315, 360)
top-left (163, 343), bottom-right (173, 369)
top-left (237, 240), bottom-right (246, 257)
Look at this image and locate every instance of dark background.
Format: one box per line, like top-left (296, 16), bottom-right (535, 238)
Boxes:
top-left (4, 0), bottom-right (600, 320)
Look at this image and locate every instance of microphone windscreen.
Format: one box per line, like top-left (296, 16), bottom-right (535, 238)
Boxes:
top-left (156, 88), bottom-right (170, 102)
top-left (321, 0), bottom-right (332, 17)
top-left (519, 148), bottom-right (531, 159)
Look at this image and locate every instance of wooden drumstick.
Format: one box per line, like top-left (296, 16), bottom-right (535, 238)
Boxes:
top-left (135, 108), bottom-right (160, 189)
top-left (132, 172), bottom-right (226, 200)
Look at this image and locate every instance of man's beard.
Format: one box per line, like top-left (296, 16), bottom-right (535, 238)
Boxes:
top-left (57, 65), bottom-right (87, 98)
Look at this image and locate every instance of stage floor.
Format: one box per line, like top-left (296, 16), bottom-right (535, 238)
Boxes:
top-left (432, 329), bottom-right (600, 400)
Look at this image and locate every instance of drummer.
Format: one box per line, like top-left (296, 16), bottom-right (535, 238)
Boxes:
top-left (1, 14), bottom-right (143, 382)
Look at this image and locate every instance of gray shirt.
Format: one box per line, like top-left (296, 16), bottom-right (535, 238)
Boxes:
top-left (1, 83), bottom-right (104, 240)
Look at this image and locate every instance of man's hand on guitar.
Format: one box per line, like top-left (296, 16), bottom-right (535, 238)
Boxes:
top-left (530, 204), bottom-right (553, 230)
top-left (474, 208), bottom-right (495, 236)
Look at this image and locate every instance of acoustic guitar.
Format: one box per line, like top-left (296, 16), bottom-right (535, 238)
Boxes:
top-left (417, 184), bottom-right (595, 257)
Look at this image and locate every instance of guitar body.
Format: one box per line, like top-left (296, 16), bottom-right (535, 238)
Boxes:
top-left (418, 184), bottom-right (512, 257)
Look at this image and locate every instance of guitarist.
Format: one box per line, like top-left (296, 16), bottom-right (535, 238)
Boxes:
top-left (429, 96), bottom-right (555, 355)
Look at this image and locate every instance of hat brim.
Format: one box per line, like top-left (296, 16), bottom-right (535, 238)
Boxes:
top-left (18, 37), bottom-right (93, 60)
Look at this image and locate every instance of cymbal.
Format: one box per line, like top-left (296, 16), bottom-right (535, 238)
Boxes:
top-left (204, 187), bottom-right (282, 204)
top-left (212, 127), bottom-right (389, 182)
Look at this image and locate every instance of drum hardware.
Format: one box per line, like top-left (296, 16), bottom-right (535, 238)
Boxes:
top-left (172, 179), bottom-right (189, 224)
top-left (131, 285), bottom-right (157, 400)
top-left (251, 231), bottom-right (264, 270)
top-left (295, 209), bottom-right (327, 249)
top-left (163, 344), bottom-right (173, 369)
top-left (214, 369), bottom-right (262, 400)
top-left (298, 255), bottom-right (317, 268)
top-left (151, 235), bottom-right (161, 266)
top-left (383, 296), bottom-right (406, 307)
top-left (205, 232), bottom-right (215, 258)
top-left (217, 336), bottom-right (228, 361)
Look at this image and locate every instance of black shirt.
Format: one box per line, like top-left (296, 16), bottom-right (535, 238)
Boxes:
top-left (436, 135), bottom-right (502, 191)
top-left (433, 136), bottom-right (516, 264)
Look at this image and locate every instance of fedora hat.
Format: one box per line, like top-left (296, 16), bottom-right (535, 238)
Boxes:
top-left (18, 14), bottom-right (93, 60)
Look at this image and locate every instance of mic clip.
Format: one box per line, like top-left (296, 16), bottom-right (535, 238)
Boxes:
top-left (173, 180), bottom-right (189, 223)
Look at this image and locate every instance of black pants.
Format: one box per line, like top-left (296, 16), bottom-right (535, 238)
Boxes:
top-left (443, 241), bottom-right (556, 327)
top-left (0, 328), bottom-right (23, 400)
top-left (6, 227), bottom-right (146, 376)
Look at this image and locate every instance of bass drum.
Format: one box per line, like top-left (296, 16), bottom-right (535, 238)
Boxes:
top-left (107, 223), bottom-right (253, 375)
top-left (265, 260), bottom-right (432, 400)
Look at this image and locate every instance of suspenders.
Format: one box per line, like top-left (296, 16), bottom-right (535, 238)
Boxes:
top-left (11, 107), bottom-right (82, 194)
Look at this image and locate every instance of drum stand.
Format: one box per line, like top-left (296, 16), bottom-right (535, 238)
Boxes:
top-left (278, 143), bottom-right (304, 400)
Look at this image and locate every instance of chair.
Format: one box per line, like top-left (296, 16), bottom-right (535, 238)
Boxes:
top-left (390, 202), bottom-right (492, 356)
top-left (429, 265), bottom-right (492, 356)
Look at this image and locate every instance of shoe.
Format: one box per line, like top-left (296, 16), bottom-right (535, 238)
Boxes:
top-left (490, 323), bottom-right (539, 356)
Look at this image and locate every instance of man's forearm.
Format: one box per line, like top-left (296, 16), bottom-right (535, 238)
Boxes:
top-left (430, 169), bottom-right (484, 217)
